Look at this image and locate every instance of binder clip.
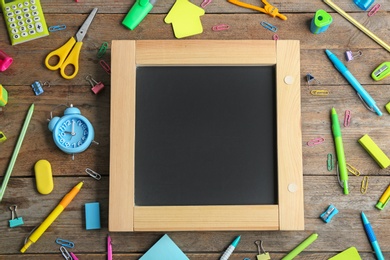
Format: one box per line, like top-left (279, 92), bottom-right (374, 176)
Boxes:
top-left (255, 240), bottom-right (271, 260)
top-left (9, 205), bottom-right (24, 227)
top-left (320, 204), bottom-right (338, 223)
top-left (31, 81), bottom-right (50, 96)
top-left (85, 75), bottom-right (105, 94)
top-left (345, 50), bottom-right (362, 62)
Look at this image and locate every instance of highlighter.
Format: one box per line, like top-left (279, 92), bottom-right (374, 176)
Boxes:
top-left (122, 0), bottom-right (157, 30)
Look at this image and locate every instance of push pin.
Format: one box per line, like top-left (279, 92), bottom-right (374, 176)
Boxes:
top-left (255, 240), bottom-right (271, 260)
top-left (9, 205), bottom-right (24, 228)
top-left (86, 75), bottom-right (105, 94)
top-left (306, 73), bottom-right (320, 85)
top-left (31, 81), bottom-right (50, 96)
top-left (345, 50), bottom-right (362, 62)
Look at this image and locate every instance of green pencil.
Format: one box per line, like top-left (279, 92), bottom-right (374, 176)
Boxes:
top-left (0, 103), bottom-right (34, 202)
top-left (282, 233), bottom-right (318, 260)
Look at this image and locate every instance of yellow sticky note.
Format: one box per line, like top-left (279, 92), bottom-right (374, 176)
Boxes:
top-left (165, 0), bottom-right (205, 38)
top-left (358, 134), bottom-right (390, 169)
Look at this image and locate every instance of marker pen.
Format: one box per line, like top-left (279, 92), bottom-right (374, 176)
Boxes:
top-left (122, 0), bottom-right (157, 30)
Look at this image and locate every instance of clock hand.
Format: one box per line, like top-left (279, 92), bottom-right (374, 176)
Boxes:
top-left (71, 120), bottom-right (76, 136)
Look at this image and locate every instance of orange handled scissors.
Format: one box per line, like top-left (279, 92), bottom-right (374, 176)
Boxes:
top-left (45, 8), bottom-right (98, 80)
top-left (227, 0), bottom-right (287, 20)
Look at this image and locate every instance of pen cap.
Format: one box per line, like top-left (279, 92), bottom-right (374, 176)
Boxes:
top-left (0, 50), bottom-right (13, 72)
top-left (122, 0), bottom-right (154, 30)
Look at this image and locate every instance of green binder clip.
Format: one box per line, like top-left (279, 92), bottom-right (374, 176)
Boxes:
top-left (122, 0), bottom-right (156, 30)
top-left (9, 205), bottom-right (24, 228)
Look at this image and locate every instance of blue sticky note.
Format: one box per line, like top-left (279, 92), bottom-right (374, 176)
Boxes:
top-left (85, 202), bottom-right (101, 230)
top-left (139, 234), bottom-right (189, 260)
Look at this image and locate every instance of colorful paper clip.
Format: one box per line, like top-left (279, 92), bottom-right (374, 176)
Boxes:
top-left (97, 42), bottom-right (108, 58)
top-left (310, 90), bottom-right (329, 96)
top-left (307, 137), bottom-right (325, 146)
top-left (260, 21), bottom-right (277, 32)
top-left (327, 153), bottom-right (333, 171)
top-left (56, 238), bottom-right (75, 248)
top-left (212, 24), bottom-right (230, 31)
top-left (361, 176), bottom-right (369, 194)
top-left (60, 246), bottom-right (72, 260)
top-left (201, 0), bottom-right (212, 8)
top-left (346, 163), bottom-right (361, 176)
top-left (320, 204), bottom-right (338, 223)
top-left (368, 4), bottom-right (380, 17)
top-left (345, 50), bottom-right (362, 62)
top-left (99, 60), bottom-right (111, 74)
top-left (85, 168), bottom-right (101, 180)
top-left (344, 110), bottom-right (351, 127)
top-left (49, 24), bottom-right (66, 32)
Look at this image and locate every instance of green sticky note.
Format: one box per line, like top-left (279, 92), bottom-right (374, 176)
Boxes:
top-left (164, 0), bottom-right (205, 38)
top-left (329, 247), bottom-right (362, 260)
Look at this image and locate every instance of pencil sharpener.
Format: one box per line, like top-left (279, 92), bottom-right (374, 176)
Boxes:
top-left (320, 204), bottom-right (338, 223)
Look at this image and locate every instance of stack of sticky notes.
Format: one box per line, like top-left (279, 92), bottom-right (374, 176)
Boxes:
top-left (358, 134), bottom-right (390, 169)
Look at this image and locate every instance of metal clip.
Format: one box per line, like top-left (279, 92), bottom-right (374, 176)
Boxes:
top-left (368, 4), bottom-right (381, 17)
top-left (345, 50), bottom-right (362, 62)
top-left (99, 60), bottom-right (111, 74)
top-left (327, 153), bottom-right (333, 171)
top-left (60, 246), bottom-right (72, 260)
top-left (346, 163), bottom-right (360, 176)
top-left (212, 24), bottom-right (230, 31)
top-left (9, 205), bottom-right (24, 227)
top-left (260, 21), bottom-right (277, 32)
top-left (97, 42), bottom-right (108, 58)
top-left (86, 168), bottom-right (101, 180)
top-left (307, 137), bottom-right (325, 146)
top-left (201, 0), bottom-right (212, 8)
top-left (49, 24), bottom-right (67, 32)
top-left (56, 238), bottom-right (75, 248)
top-left (310, 89), bottom-right (329, 96)
top-left (361, 176), bottom-right (369, 194)
top-left (344, 110), bottom-right (351, 127)
top-left (85, 75), bottom-right (105, 94)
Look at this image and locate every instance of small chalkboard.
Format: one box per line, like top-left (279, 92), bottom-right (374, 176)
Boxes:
top-left (109, 40), bottom-right (304, 232)
top-left (135, 66), bottom-right (277, 206)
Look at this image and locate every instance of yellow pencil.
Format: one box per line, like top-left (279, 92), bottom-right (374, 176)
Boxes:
top-left (20, 182), bottom-right (83, 253)
top-left (324, 0), bottom-right (390, 53)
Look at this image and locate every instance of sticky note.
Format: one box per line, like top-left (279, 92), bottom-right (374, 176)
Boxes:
top-left (329, 247), bottom-right (361, 260)
top-left (140, 234), bottom-right (189, 260)
top-left (85, 202), bottom-right (101, 230)
top-left (358, 134), bottom-right (390, 169)
top-left (164, 0), bottom-right (205, 39)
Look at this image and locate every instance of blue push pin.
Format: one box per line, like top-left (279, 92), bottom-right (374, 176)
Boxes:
top-left (9, 205), bottom-right (24, 228)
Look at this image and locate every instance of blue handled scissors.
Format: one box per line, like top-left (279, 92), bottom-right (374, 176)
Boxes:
top-left (45, 8), bottom-right (98, 79)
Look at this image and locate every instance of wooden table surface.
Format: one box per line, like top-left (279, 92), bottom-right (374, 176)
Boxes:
top-left (1, 0), bottom-right (390, 259)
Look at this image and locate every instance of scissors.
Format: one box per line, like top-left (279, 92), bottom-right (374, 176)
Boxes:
top-left (227, 0), bottom-right (287, 20)
top-left (45, 8), bottom-right (98, 80)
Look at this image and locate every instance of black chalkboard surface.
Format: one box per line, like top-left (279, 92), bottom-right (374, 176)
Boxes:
top-left (135, 66), bottom-right (277, 206)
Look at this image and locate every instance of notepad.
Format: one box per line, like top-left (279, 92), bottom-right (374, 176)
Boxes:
top-left (329, 247), bottom-right (361, 260)
top-left (139, 234), bottom-right (189, 260)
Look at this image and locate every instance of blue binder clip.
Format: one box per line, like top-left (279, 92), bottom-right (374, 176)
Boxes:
top-left (31, 81), bottom-right (50, 96)
top-left (9, 205), bottom-right (24, 228)
top-left (320, 204), bottom-right (338, 223)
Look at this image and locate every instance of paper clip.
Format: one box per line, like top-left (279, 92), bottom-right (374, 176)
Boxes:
top-left (86, 168), bottom-right (101, 180)
top-left (345, 50), bottom-right (362, 62)
top-left (97, 42), bottom-right (108, 58)
top-left (346, 163), bottom-right (361, 176)
top-left (361, 176), bottom-right (369, 194)
top-left (99, 60), bottom-right (111, 74)
top-left (56, 238), bottom-right (75, 248)
top-left (310, 90), bottom-right (329, 96)
top-left (307, 137), bottom-right (325, 146)
top-left (49, 25), bottom-right (66, 32)
top-left (327, 153), bottom-right (333, 171)
top-left (212, 24), bottom-right (229, 31)
top-left (306, 73), bottom-right (321, 85)
top-left (201, 0), bottom-right (212, 8)
top-left (344, 110), bottom-right (351, 127)
top-left (260, 21), bottom-right (277, 32)
top-left (320, 204), bottom-right (338, 223)
top-left (368, 4), bottom-right (380, 17)
top-left (272, 34), bottom-right (279, 40)
top-left (60, 246), bottom-right (72, 260)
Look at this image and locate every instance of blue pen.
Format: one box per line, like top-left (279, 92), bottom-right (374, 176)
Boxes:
top-left (325, 49), bottom-right (382, 116)
top-left (361, 211), bottom-right (384, 260)
top-left (220, 236), bottom-right (241, 260)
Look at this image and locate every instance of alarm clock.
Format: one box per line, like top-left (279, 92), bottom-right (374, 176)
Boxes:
top-left (48, 104), bottom-right (95, 155)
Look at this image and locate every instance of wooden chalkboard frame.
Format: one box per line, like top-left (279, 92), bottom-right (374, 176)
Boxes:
top-left (109, 40), bottom-right (303, 231)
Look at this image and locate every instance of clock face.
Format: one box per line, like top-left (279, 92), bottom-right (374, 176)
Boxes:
top-left (53, 115), bottom-right (94, 154)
